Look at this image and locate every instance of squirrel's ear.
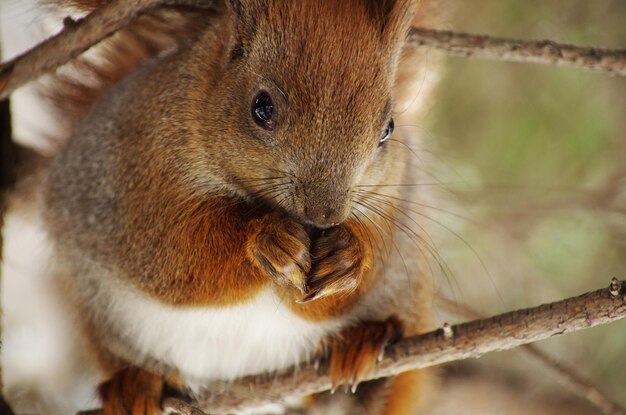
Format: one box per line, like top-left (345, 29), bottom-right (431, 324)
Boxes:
top-left (226, 0), bottom-right (266, 62)
top-left (229, 0), bottom-right (244, 17)
top-left (364, 0), bottom-right (417, 42)
top-left (228, 0), bottom-right (268, 20)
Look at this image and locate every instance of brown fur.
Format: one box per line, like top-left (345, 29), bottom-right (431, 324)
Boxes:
top-left (328, 316), bottom-right (403, 392)
top-left (99, 367), bottom-right (163, 415)
top-left (47, 0), bottom-right (418, 306)
top-left (57, 0), bottom-right (108, 10)
top-left (275, 218), bottom-right (383, 321)
top-left (383, 370), bottom-right (427, 415)
top-left (43, 4), bottom-right (218, 144)
top-left (42, 0), bottom-right (444, 413)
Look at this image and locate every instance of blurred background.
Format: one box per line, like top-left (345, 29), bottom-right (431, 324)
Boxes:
top-left (0, 0), bottom-right (625, 414)
top-left (419, 1), bottom-right (626, 413)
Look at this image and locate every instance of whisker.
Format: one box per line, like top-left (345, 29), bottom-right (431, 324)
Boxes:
top-left (387, 135), bottom-right (473, 188)
top-left (360, 190), bottom-right (480, 225)
top-left (354, 195), bottom-right (457, 297)
top-left (357, 189), bottom-right (502, 306)
top-left (352, 205), bottom-right (391, 261)
top-left (356, 183), bottom-right (458, 188)
top-left (356, 191), bottom-right (457, 290)
top-left (353, 200), bottom-right (414, 292)
top-left (350, 210), bottom-right (388, 282)
top-left (355, 196), bottom-right (441, 267)
top-left (254, 183), bottom-right (291, 198)
top-left (385, 138), bottom-right (452, 188)
top-left (253, 185), bottom-right (292, 210)
top-left (204, 176), bottom-right (289, 189)
top-left (352, 203), bottom-right (410, 292)
top-left (358, 191), bottom-right (438, 249)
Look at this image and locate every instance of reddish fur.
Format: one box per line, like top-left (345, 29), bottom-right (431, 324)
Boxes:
top-left (43, 0), bottom-right (444, 413)
top-left (48, 0), bottom-right (416, 310)
top-left (383, 370), bottom-right (426, 415)
top-left (278, 219), bottom-right (380, 320)
top-left (99, 367), bottom-right (163, 415)
top-left (56, 0), bottom-right (108, 10)
top-left (44, 5), bottom-right (212, 143)
top-left (329, 317), bottom-right (403, 391)
top-left (102, 161), bottom-right (379, 317)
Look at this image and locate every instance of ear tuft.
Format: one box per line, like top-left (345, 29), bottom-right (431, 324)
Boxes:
top-left (364, 0), bottom-right (417, 40)
top-left (226, 0), bottom-right (266, 62)
top-left (40, 0), bottom-right (107, 12)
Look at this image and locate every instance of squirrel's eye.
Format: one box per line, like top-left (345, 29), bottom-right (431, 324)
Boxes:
top-left (251, 91), bottom-right (274, 130)
top-left (379, 118), bottom-right (394, 146)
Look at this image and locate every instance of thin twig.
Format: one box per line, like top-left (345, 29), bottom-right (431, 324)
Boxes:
top-left (435, 293), bottom-right (626, 415)
top-left (163, 400), bottom-right (205, 415)
top-left (2, 2), bottom-right (625, 413)
top-left (524, 346), bottom-right (626, 415)
top-left (0, 0), bottom-right (218, 100)
top-left (78, 280), bottom-right (626, 414)
top-left (178, 278), bottom-right (626, 413)
top-left (2, 15), bottom-right (626, 100)
top-left (84, 286), bottom-right (626, 415)
top-left (407, 27), bottom-right (626, 76)
top-left (75, 278), bottom-right (626, 415)
top-left (82, 278), bottom-right (623, 415)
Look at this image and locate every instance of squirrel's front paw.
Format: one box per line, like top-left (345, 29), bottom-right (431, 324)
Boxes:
top-left (247, 213), bottom-right (311, 294)
top-left (299, 223), bottom-right (369, 303)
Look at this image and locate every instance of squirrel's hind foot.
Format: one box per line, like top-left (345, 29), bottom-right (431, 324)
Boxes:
top-left (328, 316), bottom-right (403, 394)
top-left (99, 367), bottom-right (163, 415)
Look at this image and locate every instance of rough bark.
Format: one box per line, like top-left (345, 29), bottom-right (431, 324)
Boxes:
top-left (1, 8), bottom-right (625, 100)
top-left (407, 27), bottom-right (626, 75)
top-left (0, 0), bottom-right (220, 100)
top-left (80, 279), bottom-right (626, 415)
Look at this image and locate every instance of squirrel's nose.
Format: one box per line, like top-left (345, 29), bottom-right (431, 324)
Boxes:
top-left (305, 206), bottom-right (335, 228)
top-left (303, 202), bottom-right (349, 228)
top-left (297, 179), bottom-right (351, 228)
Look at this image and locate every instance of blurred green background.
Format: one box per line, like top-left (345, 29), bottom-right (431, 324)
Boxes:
top-left (421, 0), bottom-right (626, 411)
top-left (1, 0), bottom-right (623, 413)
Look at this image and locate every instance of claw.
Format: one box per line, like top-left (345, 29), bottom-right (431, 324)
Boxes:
top-left (313, 355), bottom-right (322, 371)
top-left (350, 376), bottom-right (359, 394)
top-left (377, 345), bottom-right (386, 363)
top-left (247, 214), bottom-right (311, 294)
top-left (296, 289), bottom-right (322, 304)
top-left (326, 318), bottom-right (404, 396)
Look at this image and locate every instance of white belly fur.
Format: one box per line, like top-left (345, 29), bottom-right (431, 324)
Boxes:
top-left (103, 282), bottom-right (340, 386)
top-left (2, 209), bottom-right (340, 414)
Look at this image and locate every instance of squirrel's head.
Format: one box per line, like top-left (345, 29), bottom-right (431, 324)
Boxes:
top-left (182, 0), bottom-right (416, 228)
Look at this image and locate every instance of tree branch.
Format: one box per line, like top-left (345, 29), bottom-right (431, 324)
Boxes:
top-left (523, 344), bottom-right (626, 415)
top-left (434, 294), bottom-right (626, 415)
top-left (1, 9), bottom-right (625, 100)
top-left (407, 27), bottom-right (626, 76)
top-left (168, 278), bottom-right (626, 414)
top-left (0, 0), bottom-right (219, 100)
top-left (2, 2), bottom-right (624, 413)
top-left (78, 279), bottom-right (626, 414)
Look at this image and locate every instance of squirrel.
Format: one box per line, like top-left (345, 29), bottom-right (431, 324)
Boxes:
top-left (3, 0), bottom-right (445, 414)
